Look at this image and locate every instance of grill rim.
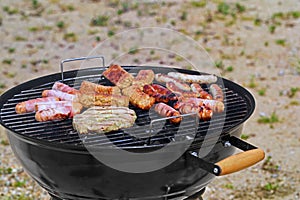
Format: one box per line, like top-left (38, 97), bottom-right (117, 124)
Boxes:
top-left (0, 66), bottom-right (255, 152)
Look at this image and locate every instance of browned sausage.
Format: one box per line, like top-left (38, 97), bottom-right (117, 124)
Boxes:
top-left (191, 83), bottom-right (212, 100)
top-left (143, 84), bottom-right (177, 103)
top-left (166, 82), bottom-right (199, 98)
top-left (209, 84), bottom-right (224, 102)
top-left (154, 103), bottom-right (182, 124)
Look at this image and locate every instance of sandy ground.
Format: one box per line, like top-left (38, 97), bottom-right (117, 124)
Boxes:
top-left (0, 0), bottom-right (299, 199)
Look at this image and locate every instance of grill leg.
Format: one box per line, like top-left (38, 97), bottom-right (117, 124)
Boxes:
top-left (49, 194), bottom-right (63, 200)
top-left (184, 188), bottom-right (205, 200)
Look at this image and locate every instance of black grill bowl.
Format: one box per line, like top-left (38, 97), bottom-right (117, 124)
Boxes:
top-left (0, 66), bottom-right (256, 199)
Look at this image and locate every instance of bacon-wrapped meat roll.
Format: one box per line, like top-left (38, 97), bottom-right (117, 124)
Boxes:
top-left (35, 101), bottom-right (83, 118)
top-left (143, 84), bottom-right (177, 104)
top-left (166, 82), bottom-right (199, 98)
top-left (177, 103), bottom-right (213, 121)
top-left (42, 90), bottom-right (76, 102)
top-left (15, 97), bottom-right (59, 114)
top-left (35, 107), bottom-right (70, 122)
top-left (52, 82), bottom-right (79, 94)
top-left (154, 102), bottom-right (182, 124)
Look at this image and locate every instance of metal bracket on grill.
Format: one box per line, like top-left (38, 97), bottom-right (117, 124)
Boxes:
top-left (146, 112), bottom-right (198, 144)
top-left (60, 56), bottom-right (106, 81)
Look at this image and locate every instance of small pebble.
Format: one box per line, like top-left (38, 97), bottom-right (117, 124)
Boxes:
top-left (259, 112), bottom-right (266, 117)
top-left (278, 69), bottom-right (285, 76)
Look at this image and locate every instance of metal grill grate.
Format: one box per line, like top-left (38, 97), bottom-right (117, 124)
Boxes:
top-left (0, 68), bottom-right (250, 149)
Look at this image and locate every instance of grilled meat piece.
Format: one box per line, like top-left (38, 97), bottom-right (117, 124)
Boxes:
top-left (154, 103), bottom-right (182, 124)
top-left (102, 64), bottom-right (134, 89)
top-left (15, 97), bottom-right (59, 114)
top-left (73, 106), bottom-right (137, 134)
top-left (143, 84), bottom-right (177, 104)
top-left (35, 107), bottom-right (70, 122)
top-left (35, 101), bottom-right (83, 118)
top-left (191, 83), bottom-right (212, 100)
top-left (155, 73), bottom-right (190, 91)
top-left (209, 84), bottom-right (224, 102)
top-left (78, 93), bottom-right (129, 108)
top-left (132, 70), bottom-right (155, 87)
top-left (166, 82), bottom-right (199, 98)
top-left (176, 97), bottom-right (224, 113)
top-left (52, 82), bottom-right (79, 94)
top-left (167, 72), bottom-right (217, 84)
top-left (122, 85), bottom-right (155, 110)
top-left (42, 90), bottom-right (76, 102)
top-left (177, 102), bottom-right (213, 121)
top-left (79, 81), bottom-right (121, 95)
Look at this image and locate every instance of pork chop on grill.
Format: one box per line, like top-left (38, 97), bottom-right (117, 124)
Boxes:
top-left (73, 106), bottom-right (137, 134)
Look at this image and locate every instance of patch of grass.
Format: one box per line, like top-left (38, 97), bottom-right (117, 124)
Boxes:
top-left (1, 139), bottom-right (9, 145)
top-left (28, 26), bottom-right (39, 32)
top-left (191, 1), bottom-right (206, 7)
top-left (240, 134), bottom-right (249, 140)
top-left (15, 36), bottom-right (27, 41)
top-left (90, 15), bottom-right (109, 26)
top-left (258, 112), bottom-right (279, 124)
top-left (0, 167), bottom-right (12, 175)
top-left (2, 59), bottom-right (13, 65)
top-left (217, 2), bottom-right (230, 15)
top-left (226, 66), bottom-right (234, 72)
top-left (290, 11), bottom-right (300, 19)
top-left (275, 39), bottom-right (286, 46)
top-left (224, 183), bottom-right (234, 189)
top-left (107, 30), bottom-right (115, 37)
top-left (264, 182), bottom-right (279, 191)
top-left (0, 83), bottom-right (6, 89)
top-left (8, 48), bottom-right (15, 53)
top-left (63, 32), bottom-right (77, 42)
top-left (290, 100), bottom-right (299, 106)
top-left (3, 6), bottom-right (18, 15)
top-left (56, 21), bottom-right (65, 29)
top-left (288, 87), bottom-right (299, 98)
top-left (180, 11), bottom-right (188, 21)
top-left (235, 3), bottom-right (246, 13)
top-left (248, 76), bottom-right (257, 88)
top-left (215, 60), bottom-right (224, 69)
top-left (261, 155), bottom-right (280, 173)
top-left (269, 25), bottom-right (276, 34)
top-left (258, 88), bottom-right (266, 96)
top-left (254, 18), bottom-right (262, 26)
top-left (128, 47), bottom-right (139, 55)
top-left (13, 180), bottom-right (26, 188)
top-left (95, 36), bottom-right (101, 42)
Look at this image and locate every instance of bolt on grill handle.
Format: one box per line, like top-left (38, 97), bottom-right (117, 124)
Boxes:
top-left (60, 56), bottom-right (106, 81)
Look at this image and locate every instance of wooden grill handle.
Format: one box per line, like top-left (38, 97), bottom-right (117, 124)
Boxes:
top-left (215, 148), bottom-right (265, 176)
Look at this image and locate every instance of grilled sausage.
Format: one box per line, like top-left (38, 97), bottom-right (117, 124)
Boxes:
top-left (35, 107), bottom-right (70, 122)
top-left (102, 64), bottom-right (134, 89)
top-left (154, 103), bottom-right (182, 124)
top-left (167, 72), bottom-right (217, 84)
top-left (177, 97), bottom-right (224, 113)
top-left (52, 82), bottom-right (79, 94)
top-left (35, 101), bottom-right (83, 117)
top-left (15, 97), bottom-right (59, 114)
top-left (209, 84), bottom-right (224, 102)
top-left (178, 103), bottom-right (213, 121)
top-left (166, 82), bottom-right (199, 98)
top-left (132, 70), bottom-right (155, 86)
top-left (143, 84), bottom-right (177, 104)
top-left (42, 90), bottom-right (76, 101)
top-left (122, 85), bottom-right (155, 110)
top-left (155, 73), bottom-right (191, 91)
top-left (191, 83), bottom-right (212, 100)
top-left (79, 81), bottom-right (121, 95)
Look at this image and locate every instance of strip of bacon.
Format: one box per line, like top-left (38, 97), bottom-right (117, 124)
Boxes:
top-left (209, 84), bottom-right (224, 102)
top-left (166, 82), bottom-right (199, 98)
top-left (15, 97), bottom-right (59, 114)
top-left (52, 82), bottom-right (79, 94)
top-left (154, 102), bottom-right (182, 124)
top-left (177, 102), bottom-right (213, 121)
top-left (176, 97), bottom-right (224, 113)
top-left (42, 90), bottom-right (76, 101)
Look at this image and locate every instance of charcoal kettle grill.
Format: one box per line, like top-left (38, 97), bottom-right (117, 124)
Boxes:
top-left (0, 56), bottom-right (265, 200)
